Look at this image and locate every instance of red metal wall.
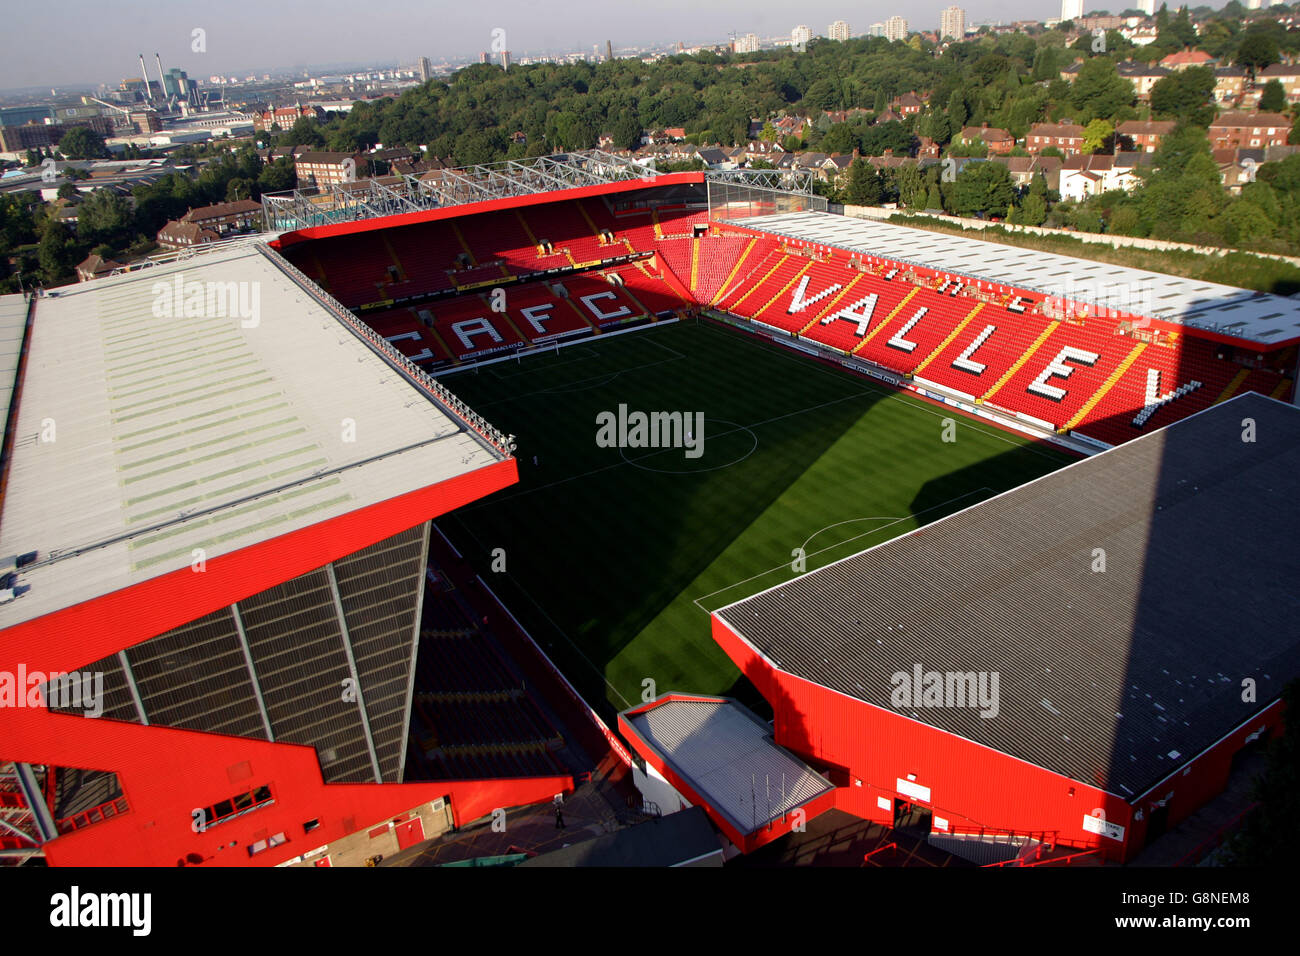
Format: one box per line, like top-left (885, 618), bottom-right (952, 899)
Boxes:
top-left (710, 615), bottom-right (1278, 863)
top-left (2, 459), bottom-right (517, 669)
top-left (0, 459), bottom-right (580, 866)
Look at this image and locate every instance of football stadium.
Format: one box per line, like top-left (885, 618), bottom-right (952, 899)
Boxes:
top-left (2, 153), bottom-right (1297, 867)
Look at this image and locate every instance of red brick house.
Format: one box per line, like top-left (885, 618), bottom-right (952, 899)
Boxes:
top-left (890, 92), bottom-right (926, 116)
top-left (75, 253), bottom-right (124, 282)
top-left (156, 220), bottom-right (219, 251)
top-left (958, 124), bottom-right (1016, 155)
top-left (180, 199), bottom-right (262, 236)
top-left (1116, 120), bottom-right (1176, 153)
top-left (1026, 122), bottom-right (1086, 156)
top-left (1208, 112), bottom-right (1291, 150)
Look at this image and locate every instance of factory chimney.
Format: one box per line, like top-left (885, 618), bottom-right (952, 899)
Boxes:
top-left (138, 54), bottom-right (152, 101)
top-left (154, 53), bottom-right (167, 104)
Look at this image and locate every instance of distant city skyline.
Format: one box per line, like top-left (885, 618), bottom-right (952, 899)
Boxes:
top-left (0, 0), bottom-right (1258, 91)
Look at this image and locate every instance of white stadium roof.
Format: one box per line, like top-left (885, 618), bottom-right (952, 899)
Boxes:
top-left (622, 697), bottom-right (834, 836)
top-left (738, 212), bottom-right (1300, 347)
top-left (0, 242), bottom-right (505, 628)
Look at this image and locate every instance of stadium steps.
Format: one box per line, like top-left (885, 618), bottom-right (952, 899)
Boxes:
top-left (380, 233), bottom-right (408, 281)
top-left (631, 260), bottom-right (692, 308)
top-left (753, 260), bottom-right (814, 319)
top-left (690, 237), bottom-right (700, 292)
top-left (798, 273), bottom-right (865, 335)
top-left (851, 286), bottom-right (921, 355)
top-left (577, 201), bottom-right (604, 239)
top-left (1214, 367), bottom-right (1251, 404)
top-left (978, 321), bottom-right (1060, 404)
top-left (482, 291), bottom-right (532, 343)
top-left (560, 293), bottom-right (600, 331)
top-left (427, 323), bottom-right (458, 362)
top-left (1061, 341), bottom-right (1148, 433)
top-left (451, 221), bottom-right (478, 267)
top-left (616, 280), bottom-right (654, 319)
top-left (912, 302), bottom-right (985, 376)
top-left (514, 209), bottom-right (544, 257)
top-left (306, 252), bottom-right (329, 286)
top-left (712, 237), bottom-right (760, 305)
top-left (728, 253), bottom-right (789, 312)
top-left (1271, 377), bottom-right (1294, 400)
top-left (652, 210), bottom-right (664, 239)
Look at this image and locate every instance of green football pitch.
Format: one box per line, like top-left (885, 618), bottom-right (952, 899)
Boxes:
top-left (437, 319), bottom-right (1074, 719)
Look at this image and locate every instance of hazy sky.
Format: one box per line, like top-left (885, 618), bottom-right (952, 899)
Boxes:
top-left (0, 0), bottom-right (1095, 90)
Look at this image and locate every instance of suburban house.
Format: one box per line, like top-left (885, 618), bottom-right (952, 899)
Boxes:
top-left (156, 219), bottom-right (219, 251)
top-left (1213, 67), bottom-right (1249, 106)
top-left (1117, 119), bottom-right (1176, 153)
top-left (1057, 153), bottom-right (1150, 202)
top-left (958, 124), bottom-right (1016, 155)
top-left (890, 92), bottom-right (926, 116)
top-left (1117, 61), bottom-right (1173, 101)
top-left (991, 155), bottom-right (1063, 192)
top-left (75, 253), bottom-right (124, 282)
top-left (1208, 112), bottom-right (1291, 150)
top-left (1258, 62), bottom-right (1300, 104)
top-left (1026, 122), bottom-right (1086, 156)
top-left (179, 199), bottom-right (262, 236)
top-left (1160, 49), bottom-right (1215, 71)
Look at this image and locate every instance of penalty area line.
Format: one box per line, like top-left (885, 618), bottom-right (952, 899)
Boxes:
top-left (690, 486), bottom-right (994, 615)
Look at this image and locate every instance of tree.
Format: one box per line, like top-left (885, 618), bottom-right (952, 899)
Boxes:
top-left (1149, 66), bottom-right (1215, 126)
top-left (609, 113), bottom-right (643, 151)
top-left (257, 157), bottom-right (296, 193)
top-left (226, 177), bottom-right (253, 202)
top-left (896, 162), bottom-right (926, 208)
top-left (1069, 59), bottom-right (1135, 123)
top-left (1082, 118), bottom-right (1114, 154)
top-left (1017, 193), bottom-right (1048, 226)
top-left (0, 194), bottom-right (38, 253)
top-left (57, 126), bottom-right (109, 160)
top-left (820, 123), bottom-right (859, 155)
top-left (925, 183), bottom-right (944, 211)
top-left (1259, 79), bottom-right (1287, 113)
top-left (951, 161), bottom-right (1015, 217)
top-left (284, 117), bottom-right (326, 149)
top-left (947, 89), bottom-right (968, 132)
top-left (844, 158), bottom-right (883, 206)
top-left (38, 221), bottom-right (75, 284)
top-left (1236, 32), bottom-right (1280, 76)
top-left (77, 188), bottom-right (131, 247)
top-left (1167, 7), bottom-right (1197, 48)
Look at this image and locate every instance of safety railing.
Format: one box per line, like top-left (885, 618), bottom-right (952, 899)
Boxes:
top-left (255, 243), bottom-right (515, 459)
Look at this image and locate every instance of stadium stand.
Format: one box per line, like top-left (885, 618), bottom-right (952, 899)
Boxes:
top-left (705, 243), bottom-right (1293, 444)
top-left (404, 585), bottom-right (568, 782)
top-left (278, 192), bottom-right (1293, 447)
